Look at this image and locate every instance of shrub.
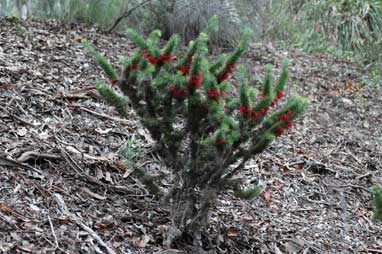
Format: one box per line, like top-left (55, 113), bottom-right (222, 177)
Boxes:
top-left (264, 0), bottom-right (382, 64)
top-left (146, 0), bottom-right (243, 47)
top-left (83, 17), bottom-right (308, 245)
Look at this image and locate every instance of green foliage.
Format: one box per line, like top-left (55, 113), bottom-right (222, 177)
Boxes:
top-left (84, 18), bottom-right (308, 237)
top-left (96, 83), bottom-right (129, 117)
top-left (234, 185), bottom-right (262, 200)
top-left (372, 186), bottom-right (382, 222)
top-left (360, 65), bottom-right (382, 87)
top-left (120, 135), bottom-right (142, 165)
top-left (145, 0), bottom-right (244, 47)
top-left (82, 39), bottom-right (117, 80)
top-left (266, 0), bottom-right (382, 65)
top-left (62, 0), bottom-right (128, 25)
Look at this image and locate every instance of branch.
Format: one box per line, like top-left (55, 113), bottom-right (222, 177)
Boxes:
top-left (106, 0), bottom-right (154, 33)
top-left (53, 193), bottom-right (117, 254)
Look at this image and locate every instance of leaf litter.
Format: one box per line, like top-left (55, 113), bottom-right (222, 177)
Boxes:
top-left (0, 18), bottom-right (381, 253)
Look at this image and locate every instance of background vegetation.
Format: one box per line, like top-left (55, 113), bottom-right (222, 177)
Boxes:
top-left (1, 0), bottom-right (381, 82)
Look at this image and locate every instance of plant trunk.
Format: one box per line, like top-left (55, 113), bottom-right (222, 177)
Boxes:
top-left (164, 184), bottom-right (217, 247)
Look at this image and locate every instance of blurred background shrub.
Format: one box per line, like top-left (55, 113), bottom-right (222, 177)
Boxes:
top-left (0, 0), bottom-right (381, 77)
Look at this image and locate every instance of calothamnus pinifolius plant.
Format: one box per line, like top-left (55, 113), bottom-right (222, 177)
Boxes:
top-left (83, 16), bottom-right (308, 244)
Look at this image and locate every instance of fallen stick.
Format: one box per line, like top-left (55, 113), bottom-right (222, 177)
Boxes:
top-left (0, 155), bottom-right (42, 174)
top-left (53, 193), bottom-right (117, 254)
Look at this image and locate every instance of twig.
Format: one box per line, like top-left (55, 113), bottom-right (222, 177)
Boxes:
top-left (47, 214), bottom-right (59, 249)
top-left (107, 0), bottom-right (154, 32)
top-left (83, 187), bottom-right (107, 200)
top-left (42, 237), bottom-right (69, 254)
top-left (17, 151), bottom-right (61, 162)
top-left (323, 180), bottom-right (370, 192)
top-left (74, 220), bottom-right (117, 254)
top-left (332, 151), bottom-right (362, 164)
top-left (0, 211), bottom-right (19, 229)
top-left (0, 155), bottom-right (42, 174)
top-left (53, 193), bottom-right (117, 254)
top-left (77, 106), bottom-right (131, 125)
top-left (59, 148), bottom-right (134, 195)
top-left (8, 113), bottom-right (35, 127)
top-left (366, 249), bottom-right (382, 253)
top-left (356, 172), bottom-right (372, 180)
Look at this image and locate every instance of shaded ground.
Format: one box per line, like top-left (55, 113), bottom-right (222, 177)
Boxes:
top-left (0, 18), bottom-right (381, 253)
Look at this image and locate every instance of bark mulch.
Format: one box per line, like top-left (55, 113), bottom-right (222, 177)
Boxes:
top-left (0, 18), bottom-right (381, 253)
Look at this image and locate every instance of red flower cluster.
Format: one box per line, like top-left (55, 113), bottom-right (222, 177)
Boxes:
top-left (157, 54), bottom-right (172, 63)
top-left (110, 79), bottom-right (118, 86)
top-left (279, 110), bottom-right (293, 122)
top-left (179, 54), bottom-right (193, 75)
top-left (207, 88), bottom-right (224, 104)
top-left (168, 84), bottom-right (189, 97)
top-left (275, 127), bottom-right (284, 137)
top-left (275, 110), bottom-right (294, 136)
top-left (188, 73), bottom-right (203, 88)
top-left (270, 90), bottom-right (284, 107)
top-left (141, 49), bottom-right (172, 65)
top-left (252, 107), bottom-right (268, 121)
top-left (217, 62), bottom-right (236, 83)
top-left (207, 88), bottom-right (220, 98)
top-left (215, 137), bottom-right (226, 145)
top-left (126, 61), bottom-right (139, 71)
top-left (239, 105), bottom-right (251, 116)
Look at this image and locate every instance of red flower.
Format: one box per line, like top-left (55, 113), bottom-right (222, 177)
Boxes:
top-left (258, 93), bottom-right (265, 99)
top-left (279, 110), bottom-right (293, 122)
top-left (216, 62), bottom-right (236, 83)
top-left (140, 49), bottom-right (150, 58)
top-left (179, 54), bottom-right (193, 75)
top-left (279, 113), bottom-right (288, 122)
top-left (277, 90), bottom-right (284, 99)
top-left (140, 49), bottom-right (159, 64)
top-left (168, 84), bottom-right (176, 95)
top-left (148, 56), bottom-right (157, 64)
top-left (217, 73), bottom-right (229, 83)
top-left (275, 127), bottom-right (283, 136)
top-left (215, 138), bottom-right (225, 145)
top-left (224, 62), bottom-right (236, 73)
top-left (158, 54), bottom-right (172, 63)
top-left (179, 65), bottom-right (189, 74)
top-left (182, 89), bottom-right (189, 97)
top-left (286, 110), bottom-right (293, 119)
top-left (208, 88), bottom-right (220, 98)
top-left (251, 111), bottom-right (261, 120)
top-left (239, 105), bottom-right (251, 115)
top-left (285, 121), bottom-right (293, 129)
top-left (260, 107), bottom-right (267, 114)
top-left (126, 62), bottom-right (139, 71)
top-left (110, 79), bottom-right (118, 86)
top-left (168, 84), bottom-right (188, 97)
top-left (188, 72), bottom-right (203, 88)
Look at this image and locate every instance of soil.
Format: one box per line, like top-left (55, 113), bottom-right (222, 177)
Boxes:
top-left (0, 18), bottom-right (381, 254)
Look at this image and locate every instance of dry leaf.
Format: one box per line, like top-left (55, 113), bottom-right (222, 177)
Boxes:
top-left (16, 127), bottom-right (27, 137)
top-left (0, 203), bottom-right (24, 218)
top-left (122, 168), bottom-right (133, 178)
top-left (263, 190), bottom-right (271, 205)
top-left (226, 227), bottom-right (240, 237)
top-left (134, 235), bottom-right (150, 248)
top-left (105, 172), bottom-right (113, 183)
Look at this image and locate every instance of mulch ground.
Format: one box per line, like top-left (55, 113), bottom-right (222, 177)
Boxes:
top-left (0, 18), bottom-right (381, 254)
